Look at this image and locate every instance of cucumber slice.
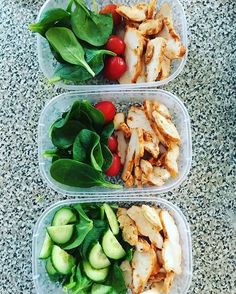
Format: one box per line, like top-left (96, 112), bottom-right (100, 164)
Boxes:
top-left (89, 242), bottom-right (111, 269)
top-left (52, 207), bottom-right (77, 226)
top-left (83, 261), bottom-right (109, 282)
top-left (45, 258), bottom-right (58, 276)
top-left (51, 245), bottom-right (75, 275)
top-left (39, 232), bottom-right (53, 259)
top-left (103, 204), bottom-right (119, 235)
top-left (47, 225), bottom-right (74, 244)
top-left (102, 229), bottom-right (125, 260)
top-left (91, 283), bottom-right (112, 294)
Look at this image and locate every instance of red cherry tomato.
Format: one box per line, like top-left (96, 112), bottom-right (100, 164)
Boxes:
top-left (94, 101), bottom-right (116, 123)
top-left (108, 136), bottom-right (118, 152)
top-left (105, 35), bottom-right (126, 55)
top-left (104, 56), bottom-right (127, 81)
top-left (106, 154), bottom-right (121, 176)
top-left (100, 4), bottom-right (122, 27)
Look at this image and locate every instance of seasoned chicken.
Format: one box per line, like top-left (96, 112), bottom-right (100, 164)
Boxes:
top-left (116, 3), bottom-right (148, 22)
top-left (144, 141), bottom-right (159, 158)
top-left (145, 37), bottom-right (166, 82)
top-left (151, 121), bottom-right (169, 147)
top-left (120, 122), bottom-right (132, 138)
top-left (140, 159), bottom-right (153, 176)
top-left (156, 3), bottom-right (172, 23)
top-left (162, 239), bottom-right (181, 275)
top-left (121, 27), bottom-right (146, 83)
top-left (147, 0), bottom-right (158, 19)
top-left (135, 128), bottom-right (145, 166)
top-left (153, 167), bottom-right (171, 181)
top-left (164, 38), bottom-right (186, 60)
top-left (117, 208), bottom-right (139, 246)
top-left (115, 130), bottom-right (127, 165)
top-left (125, 175), bottom-right (135, 187)
top-left (132, 249), bottom-right (155, 293)
top-left (114, 112), bottom-right (125, 130)
top-left (152, 101), bottom-right (171, 120)
top-left (127, 206), bottom-right (163, 249)
top-left (150, 246), bottom-right (160, 276)
top-left (136, 237), bottom-right (151, 252)
top-left (139, 19), bottom-right (163, 36)
top-left (160, 210), bottom-right (179, 243)
top-left (163, 271), bottom-right (175, 294)
top-left (164, 144), bottom-right (180, 177)
top-left (142, 205), bottom-right (163, 231)
top-left (120, 260), bottom-right (133, 288)
top-left (152, 111), bottom-right (180, 144)
top-left (148, 172), bottom-right (165, 187)
top-left (135, 166), bottom-right (142, 181)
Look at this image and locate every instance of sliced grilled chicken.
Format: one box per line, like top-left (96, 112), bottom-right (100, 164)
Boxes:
top-left (159, 55), bottom-right (171, 80)
top-left (114, 112), bottom-right (125, 130)
top-left (145, 37), bottom-right (166, 82)
top-left (152, 101), bottom-right (172, 120)
top-left (147, 0), bottom-right (158, 19)
top-left (139, 18), bottom-right (163, 36)
top-left (136, 237), bottom-right (151, 252)
top-left (153, 167), bottom-right (171, 182)
top-left (144, 141), bottom-right (159, 158)
top-left (142, 205), bottom-right (163, 231)
top-left (116, 3), bottom-right (148, 22)
top-left (125, 174), bottom-right (135, 187)
top-left (163, 271), bottom-right (175, 294)
top-left (120, 260), bottom-right (133, 288)
top-left (140, 159), bottom-right (153, 176)
top-left (164, 144), bottom-right (180, 177)
top-left (162, 239), bottom-right (181, 275)
top-left (115, 130), bottom-right (128, 165)
top-left (160, 210), bottom-right (179, 243)
top-left (148, 172), bottom-right (165, 187)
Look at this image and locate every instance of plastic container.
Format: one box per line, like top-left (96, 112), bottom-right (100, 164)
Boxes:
top-left (36, 0), bottom-right (188, 91)
top-left (38, 89), bottom-right (192, 195)
top-left (32, 196), bottom-right (193, 293)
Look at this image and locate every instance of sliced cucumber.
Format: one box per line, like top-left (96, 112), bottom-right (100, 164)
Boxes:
top-left (39, 232), bottom-right (53, 259)
top-left (47, 225), bottom-right (74, 244)
top-left (89, 242), bottom-right (111, 269)
top-left (83, 261), bottom-right (109, 282)
top-left (52, 207), bottom-right (77, 226)
top-left (51, 245), bottom-right (75, 275)
top-left (103, 203), bottom-right (119, 235)
top-left (45, 258), bottom-right (58, 276)
top-left (91, 283), bottom-right (112, 294)
top-left (102, 229), bottom-right (125, 260)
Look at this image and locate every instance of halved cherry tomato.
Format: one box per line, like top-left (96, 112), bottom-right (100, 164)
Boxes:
top-left (105, 35), bottom-right (126, 55)
top-left (106, 154), bottom-right (121, 176)
top-left (100, 4), bottom-right (122, 27)
top-left (104, 56), bottom-right (127, 81)
top-left (94, 101), bottom-right (116, 123)
top-left (108, 136), bottom-right (118, 152)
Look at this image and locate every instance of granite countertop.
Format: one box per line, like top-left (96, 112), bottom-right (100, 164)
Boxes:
top-left (0, 0), bottom-right (235, 293)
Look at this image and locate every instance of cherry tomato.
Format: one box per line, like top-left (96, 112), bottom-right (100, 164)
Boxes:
top-left (94, 101), bottom-right (116, 123)
top-left (108, 136), bottom-right (118, 152)
top-left (106, 154), bottom-right (121, 176)
top-left (100, 4), bottom-right (122, 27)
top-left (105, 35), bottom-right (126, 55)
top-left (104, 56), bottom-right (127, 81)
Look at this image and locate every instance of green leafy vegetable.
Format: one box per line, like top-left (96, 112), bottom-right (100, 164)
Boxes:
top-left (101, 144), bottom-right (113, 171)
top-left (51, 49), bottom-right (115, 83)
top-left (63, 266), bottom-right (77, 291)
top-left (50, 159), bottom-right (122, 188)
top-left (73, 130), bottom-right (104, 171)
top-left (105, 263), bottom-right (127, 294)
top-left (29, 8), bottom-right (69, 35)
top-left (63, 204), bottom-right (93, 250)
top-left (80, 100), bottom-right (105, 128)
top-left (45, 27), bottom-right (95, 76)
top-left (100, 122), bottom-right (115, 145)
top-left (126, 247), bottom-right (134, 262)
top-left (71, 0), bottom-right (113, 46)
top-left (43, 149), bottom-right (71, 161)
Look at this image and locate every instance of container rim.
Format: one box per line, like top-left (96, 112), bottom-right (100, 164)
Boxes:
top-left (32, 196), bottom-right (193, 293)
top-left (38, 89), bottom-right (192, 196)
top-left (36, 0), bottom-right (188, 90)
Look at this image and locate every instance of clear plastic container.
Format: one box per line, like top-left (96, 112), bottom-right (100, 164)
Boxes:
top-left (32, 196), bottom-right (193, 293)
top-left (38, 89), bottom-right (192, 195)
top-left (36, 0), bottom-right (188, 91)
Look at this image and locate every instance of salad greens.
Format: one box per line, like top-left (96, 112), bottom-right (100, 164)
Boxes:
top-left (29, 0), bottom-right (114, 83)
top-left (45, 100), bottom-right (121, 189)
top-left (40, 203), bottom-right (129, 294)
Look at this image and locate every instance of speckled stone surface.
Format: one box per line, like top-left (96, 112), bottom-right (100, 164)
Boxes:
top-left (0, 0), bottom-right (235, 293)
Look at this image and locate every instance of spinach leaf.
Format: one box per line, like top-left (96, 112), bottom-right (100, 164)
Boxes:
top-left (100, 122), bottom-right (115, 145)
top-left (29, 8), bottom-right (69, 35)
top-left (63, 266), bottom-right (77, 291)
top-left (80, 100), bottom-right (105, 127)
top-left (72, 265), bottom-right (92, 294)
top-left (43, 149), bottom-right (71, 160)
top-left (126, 247), bottom-right (134, 262)
top-left (105, 263), bottom-right (127, 294)
top-left (81, 220), bottom-right (106, 258)
top-left (51, 49), bottom-right (115, 83)
top-left (73, 129), bottom-right (104, 171)
top-left (51, 120), bottom-right (85, 149)
top-left (50, 159), bottom-right (122, 188)
top-left (71, 0), bottom-right (113, 46)
top-left (63, 204), bottom-right (93, 250)
top-left (45, 27), bottom-right (95, 76)
top-left (101, 144), bottom-right (113, 171)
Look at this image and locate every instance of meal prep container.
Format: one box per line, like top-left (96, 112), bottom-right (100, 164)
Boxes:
top-left (32, 196), bottom-right (192, 294)
top-left (36, 0), bottom-right (188, 91)
top-left (38, 89), bottom-right (192, 195)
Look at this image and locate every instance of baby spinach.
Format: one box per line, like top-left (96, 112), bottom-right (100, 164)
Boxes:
top-left (73, 130), bottom-right (104, 171)
top-left (105, 263), bottom-right (127, 294)
top-left (45, 27), bottom-right (95, 77)
top-left (29, 8), bottom-right (69, 35)
top-left (100, 122), bottom-right (115, 145)
top-left (51, 49), bottom-right (115, 83)
top-left (71, 0), bottom-right (113, 46)
top-left (50, 159), bottom-right (122, 188)
top-left (80, 100), bottom-right (105, 127)
top-left (101, 144), bottom-right (113, 171)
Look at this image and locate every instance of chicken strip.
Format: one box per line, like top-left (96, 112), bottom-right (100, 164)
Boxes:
top-left (115, 130), bottom-right (128, 165)
top-left (139, 18), bottom-right (163, 36)
top-left (164, 144), bottom-right (180, 177)
top-left (136, 237), bottom-right (151, 252)
top-left (160, 210), bottom-right (179, 243)
top-left (120, 260), bottom-right (133, 288)
top-left (162, 239), bottom-right (181, 275)
top-left (147, 0), bottom-right (158, 19)
top-left (142, 205), bottom-right (163, 231)
top-left (116, 3), bottom-right (148, 22)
